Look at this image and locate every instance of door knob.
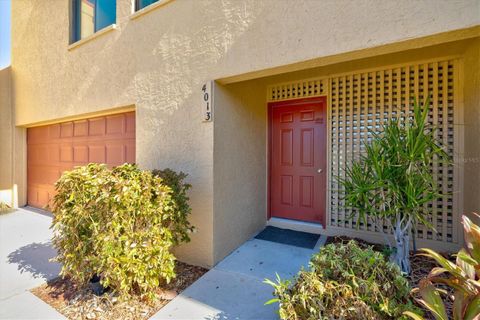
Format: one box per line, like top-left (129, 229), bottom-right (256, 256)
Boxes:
top-left (317, 169), bottom-right (323, 173)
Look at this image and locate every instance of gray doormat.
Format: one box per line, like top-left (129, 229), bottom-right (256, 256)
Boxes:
top-left (255, 226), bottom-right (320, 249)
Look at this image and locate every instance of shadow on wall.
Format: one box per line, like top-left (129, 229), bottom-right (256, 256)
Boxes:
top-left (7, 241), bottom-right (61, 280)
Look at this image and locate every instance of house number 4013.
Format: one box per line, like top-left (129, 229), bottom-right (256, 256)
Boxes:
top-left (202, 81), bottom-right (213, 122)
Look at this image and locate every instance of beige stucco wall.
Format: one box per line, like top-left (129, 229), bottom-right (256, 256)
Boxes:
top-left (0, 68), bottom-right (12, 193)
top-left (0, 67), bottom-right (26, 208)
top-left (10, 0), bottom-right (480, 266)
top-left (213, 81), bottom-right (268, 262)
top-left (12, 0), bottom-right (480, 126)
top-left (463, 39), bottom-right (480, 225)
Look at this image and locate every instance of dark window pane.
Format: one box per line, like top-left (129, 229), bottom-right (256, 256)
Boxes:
top-left (95, 0), bottom-right (116, 31)
top-left (137, 0), bottom-right (158, 11)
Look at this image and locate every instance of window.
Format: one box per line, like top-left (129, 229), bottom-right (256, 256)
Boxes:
top-left (135, 0), bottom-right (159, 11)
top-left (73, 0), bottom-right (116, 42)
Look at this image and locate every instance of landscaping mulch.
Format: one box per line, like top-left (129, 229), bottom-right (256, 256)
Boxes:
top-left (31, 261), bottom-right (207, 320)
top-left (326, 236), bottom-right (454, 319)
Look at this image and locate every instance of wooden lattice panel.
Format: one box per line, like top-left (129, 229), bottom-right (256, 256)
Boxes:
top-left (267, 78), bottom-right (328, 102)
top-left (329, 60), bottom-right (458, 243)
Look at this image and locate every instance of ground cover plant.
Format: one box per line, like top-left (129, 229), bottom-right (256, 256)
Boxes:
top-left (404, 214), bottom-right (480, 320)
top-left (50, 163), bottom-right (194, 301)
top-left (326, 236), bottom-right (455, 319)
top-left (338, 99), bottom-right (450, 273)
top-left (265, 240), bottom-right (421, 320)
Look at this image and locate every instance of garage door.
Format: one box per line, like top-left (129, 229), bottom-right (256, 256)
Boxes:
top-left (27, 111), bottom-right (135, 209)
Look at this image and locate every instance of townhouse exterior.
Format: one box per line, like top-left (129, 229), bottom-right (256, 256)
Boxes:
top-left (1, 0), bottom-right (479, 268)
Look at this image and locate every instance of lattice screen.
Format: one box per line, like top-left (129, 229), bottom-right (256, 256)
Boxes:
top-left (267, 78), bottom-right (328, 102)
top-left (329, 60), bottom-right (458, 243)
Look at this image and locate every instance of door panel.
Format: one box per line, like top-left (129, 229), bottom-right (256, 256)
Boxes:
top-left (270, 98), bottom-right (326, 224)
top-left (27, 111), bottom-right (135, 209)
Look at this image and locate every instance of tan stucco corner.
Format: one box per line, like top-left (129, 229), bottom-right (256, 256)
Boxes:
top-left (0, 67), bottom-right (27, 208)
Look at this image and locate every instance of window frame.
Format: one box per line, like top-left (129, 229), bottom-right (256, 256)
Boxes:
top-left (134, 0), bottom-right (159, 12)
top-left (71, 0), bottom-right (117, 44)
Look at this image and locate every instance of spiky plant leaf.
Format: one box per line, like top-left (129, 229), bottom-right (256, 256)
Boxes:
top-left (415, 280), bottom-right (449, 320)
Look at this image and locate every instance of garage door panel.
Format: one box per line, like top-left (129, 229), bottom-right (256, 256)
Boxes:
top-left (126, 113), bottom-right (135, 133)
top-left (89, 145), bottom-right (106, 163)
top-left (28, 145), bottom-right (49, 166)
top-left (37, 189), bottom-right (49, 207)
top-left (39, 146), bottom-right (50, 165)
top-left (106, 144), bottom-right (124, 166)
top-left (27, 167), bottom-right (39, 184)
top-left (60, 122), bottom-right (73, 138)
top-left (27, 111), bottom-right (136, 209)
top-left (48, 145), bottom-right (60, 163)
top-left (73, 145), bottom-right (89, 162)
top-left (74, 120), bottom-right (88, 137)
top-left (125, 141), bottom-right (135, 163)
top-left (27, 187), bottom-right (37, 206)
top-left (49, 124), bottom-right (61, 139)
top-left (106, 114), bottom-right (124, 135)
top-left (27, 145), bottom-right (36, 163)
top-left (32, 186), bottom-right (54, 209)
top-left (60, 146), bottom-right (73, 162)
top-left (28, 126), bottom-right (48, 143)
top-left (43, 168), bottom-right (60, 185)
top-left (89, 118), bottom-right (106, 136)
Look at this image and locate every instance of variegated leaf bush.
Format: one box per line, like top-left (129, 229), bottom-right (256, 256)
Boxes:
top-left (151, 168), bottom-right (194, 245)
top-left (51, 163), bottom-right (193, 300)
top-left (404, 214), bottom-right (480, 320)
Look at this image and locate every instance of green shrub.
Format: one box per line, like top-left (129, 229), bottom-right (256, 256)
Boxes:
top-left (152, 168), bottom-right (194, 245)
top-left (265, 241), bottom-right (421, 320)
top-left (51, 163), bottom-right (192, 300)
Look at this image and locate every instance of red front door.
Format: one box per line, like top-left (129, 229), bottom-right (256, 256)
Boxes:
top-left (269, 97), bottom-right (326, 225)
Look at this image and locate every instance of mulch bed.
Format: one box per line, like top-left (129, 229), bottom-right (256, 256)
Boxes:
top-left (326, 236), bottom-right (454, 319)
top-left (31, 261), bottom-right (207, 320)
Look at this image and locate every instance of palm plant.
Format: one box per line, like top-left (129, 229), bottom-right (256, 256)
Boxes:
top-left (338, 98), bottom-right (450, 273)
top-left (404, 214), bottom-right (480, 320)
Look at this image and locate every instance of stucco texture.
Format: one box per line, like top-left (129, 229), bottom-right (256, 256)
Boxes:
top-left (0, 67), bottom-right (26, 207)
top-left (10, 0), bottom-right (480, 266)
top-left (213, 81), bottom-right (267, 262)
top-left (463, 39), bottom-right (480, 225)
top-left (0, 68), bottom-right (12, 191)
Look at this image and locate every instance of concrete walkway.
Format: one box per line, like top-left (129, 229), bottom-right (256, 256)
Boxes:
top-left (152, 234), bottom-right (326, 320)
top-left (0, 208), bottom-right (326, 320)
top-left (0, 208), bottom-right (64, 319)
